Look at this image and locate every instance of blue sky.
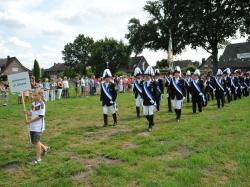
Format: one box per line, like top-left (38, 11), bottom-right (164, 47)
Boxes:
top-left (0, 0), bottom-right (248, 69)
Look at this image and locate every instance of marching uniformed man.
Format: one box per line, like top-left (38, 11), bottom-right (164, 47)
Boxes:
top-left (223, 68), bottom-right (232, 103)
top-left (190, 69), bottom-right (205, 113)
top-left (154, 69), bottom-right (163, 111)
top-left (133, 67), bottom-right (143, 118)
top-left (142, 66), bottom-right (158, 132)
top-left (169, 66), bottom-right (186, 122)
top-left (184, 70), bottom-right (192, 103)
top-left (234, 69), bottom-right (243, 99)
top-left (165, 71), bottom-right (173, 112)
top-left (214, 69), bottom-right (226, 108)
top-left (100, 69), bottom-right (118, 127)
top-left (204, 73), bottom-right (215, 102)
top-left (243, 72), bottom-right (250, 97)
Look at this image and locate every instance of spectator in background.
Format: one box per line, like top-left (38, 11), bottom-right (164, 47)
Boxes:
top-left (74, 76), bottom-right (81, 97)
top-left (84, 76), bottom-right (89, 96)
top-left (0, 81), bottom-right (9, 106)
top-left (42, 78), bottom-right (50, 102)
top-left (23, 90), bottom-right (30, 103)
top-left (62, 76), bottom-right (69, 98)
top-left (50, 79), bottom-right (57, 101)
top-left (80, 76), bottom-right (85, 96)
top-left (57, 78), bottom-right (63, 100)
top-left (118, 77), bottom-right (124, 93)
top-left (89, 77), bottom-right (95, 96)
top-left (95, 78), bottom-right (101, 95)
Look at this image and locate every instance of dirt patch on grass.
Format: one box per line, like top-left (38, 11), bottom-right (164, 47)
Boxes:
top-left (224, 161), bottom-right (238, 171)
top-left (159, 140), bottom-right (172, 145)
top-left (71, 155), bottom-right (123, 185)
top-left (1, 162), bottom-right (19, 172)
top-left (156, 146), bottom-right (191, 162)
top-left (122, 142), bottom-right (137, 149)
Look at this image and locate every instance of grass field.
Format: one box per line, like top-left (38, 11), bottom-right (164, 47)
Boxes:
top-left (0, 91), bottom-right (250, 187)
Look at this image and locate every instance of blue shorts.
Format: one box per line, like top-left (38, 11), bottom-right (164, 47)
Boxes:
top-left (30, 131), bottom-right (41, 143)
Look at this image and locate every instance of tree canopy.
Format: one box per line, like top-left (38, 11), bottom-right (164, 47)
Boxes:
top-left (62, 35), bottom-right (131, 77)
top-left (33, 59), bottom-right (41, 81)
top-left (62, 34), bottom-right (94, 75)
top-left (126, 0), bottom-right (250, 72)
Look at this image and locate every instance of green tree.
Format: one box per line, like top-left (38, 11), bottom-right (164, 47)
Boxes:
top-left (126, 1), bottom-right (189, 57)
top-left (155, 59), bottom-right (169, 69)
top-left (126, 0), bottom-right (249, 72)
top-left (62, 34), bottom-right (94, 75)
top-left (33, 59), bottom-right (41, 81)
top-left (184, 64), bottom-right (196, 73)
top-left (89, 38), bottom-right (131, 76)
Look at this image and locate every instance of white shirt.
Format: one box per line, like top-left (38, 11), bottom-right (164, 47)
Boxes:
top-left (63, 80), bottom-right (69, 89)
top-left (30, 101), bottom-right (45, 132)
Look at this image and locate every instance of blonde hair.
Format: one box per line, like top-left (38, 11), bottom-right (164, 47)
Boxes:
top-left (33, 88), bottom-right (43, 97)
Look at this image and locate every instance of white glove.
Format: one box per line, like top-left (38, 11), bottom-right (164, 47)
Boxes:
top-left (110, 100), bottom-right (114, 104)
top-left (150, 100), bottom-right (155, 104)
top-left (199, 93), bottom-right (203, 96)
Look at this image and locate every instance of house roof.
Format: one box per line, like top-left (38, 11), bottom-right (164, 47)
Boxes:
top-left (45, 63), bottom-right (65, 72)
top-left (219, 42), bottom-right (250, 69)
top-left (128, 56), bottom-right (149, 72)
top-left (0, 56), bottom-right (31, 73)
top-left (174, 60), bottom-right (200, 68)
top-left (220, 42), bottom-right (250, 60)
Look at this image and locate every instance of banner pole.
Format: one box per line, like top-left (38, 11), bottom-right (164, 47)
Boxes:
top-left (21, 91), bottom-right (31, 143)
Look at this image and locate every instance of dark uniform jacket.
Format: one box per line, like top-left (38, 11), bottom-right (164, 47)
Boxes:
top-left (142, 80), bottom-right (158, 106)
top-left (133, 79), bottom-right (143, 98)
top-left (190, 79), bottom-right (205, 97)
top-left (100, 82), bottom-right (117, 106)
top-left (169, 78), bottom-right (186, 100)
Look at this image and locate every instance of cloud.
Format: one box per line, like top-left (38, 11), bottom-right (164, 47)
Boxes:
top-left (0, 11), bottom-right (26, 28)
top-left (8, 37), bottom-right (31, 48)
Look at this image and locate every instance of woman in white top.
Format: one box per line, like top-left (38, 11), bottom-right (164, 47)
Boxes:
top-left (62, 76), bottom-right (69, 98)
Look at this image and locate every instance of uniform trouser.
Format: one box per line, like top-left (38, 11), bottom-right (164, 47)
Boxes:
top-left (57, 89), bottom-right (62, 99)
top-left (173, 98), bottom-right (183, 120)
top-left (135, 96), bottom-right (143, 117)
top-left (135, 95), bottom-right (143, 107)
top-left (143, 105), bottom-right (154, 128)
top-left (50, 90), bottom-right (56, 101)
top-left (156, 96), bottom-right (161, 111)
top-left (226, 91), bottom-right (232, 103)
top-left (43, 90), bottom-right (49, 102)
top-left (186, 90), bottom-right (190, 103)
top-left (103, 105), bottom-right (117, 126)
top-left (192, 96), bottom-right (202, 113)
top-left (237, 89), bottom-right (242, 99)
top-left (215, 92), bottom-right (225, 108)
top-left (1, 92), bottom-right (8, 105)
top-left (167, 95), bottom-right (172, 112)
top-left (243, 88), bottom-right (249, 96)
top-left (206, 91), bottom-right (214, 101)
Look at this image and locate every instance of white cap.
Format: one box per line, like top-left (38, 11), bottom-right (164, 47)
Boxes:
top-left (186, 70), bottom-right (191, 76)
top-left (223, 68), bottom-right (231, 75)
top-left (155, 69), bottom-right (160, 75)
top-left (234, 69), bottom-right (241, 73)
top-left (134, 67), bottom-right (142, 76)
top-left (174, 66), bottom-right (181, 73)
top-left (194, 69), bottom-right (201, 76)
top-left (144, 66), bottom-right (155, 76)
top-left (216, 69), bottom-right (223, 76)
top-left (103, 69), bottom-right (112, 78)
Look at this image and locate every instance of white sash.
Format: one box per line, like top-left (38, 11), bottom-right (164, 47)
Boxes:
top-left (143, 82), bottom-right (154, 103)
top-left (101, 83), bottom-right (112, 101)
top-left (193, 80), bottom-right (206, 102)
top-left (215, 78), bottom-right (224, 92)
top-left (134, 81), bottom-right (142, 93)
top-left (172, 79), bottom-right (184, 96)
